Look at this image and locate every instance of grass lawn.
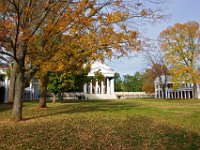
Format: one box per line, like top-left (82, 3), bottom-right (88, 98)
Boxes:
top-left (0, 99), bottom-right (200, 150)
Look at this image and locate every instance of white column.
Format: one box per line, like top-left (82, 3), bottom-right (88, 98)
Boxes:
top-left (101, 81), bottom-right (104, 94)
top-left (166, 91), bottom-right (168, 99)
top-left (165, 89), bottom-right (167, 99)
top-left (4, 77), bottom-right (9, 103)
top-left (90, 81), bottom-right (93, 94)
top-left (32, 80), bottom-right (36, 100)
top-left (184, 91), bottom-right (187, 99)
top-left (110, 78), bottom-right (114, 94)
top-left (155, 84), bottom-right (157, 98)
top-left (188, 91), bottom-right (191, 99)
top-left (181, 91), bottom-right (183, 99)
top-left (83, 83), bottom-right (87, 93)
top-left (177, 91), bottom-right (180, 99)
top-left (95, 80), bottom-right (98, 94)
top-left (168, 91), bottom-right (170, 99)
top-left (107, 78), bottom-right (110, 94)
top-left (29, 81), bottom-right (32, 100)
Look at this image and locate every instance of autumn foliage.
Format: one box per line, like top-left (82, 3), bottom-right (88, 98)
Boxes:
top-left (160, 21), bottom-right (200, 98)
top-left (0, 0), bottom-right (166, 121)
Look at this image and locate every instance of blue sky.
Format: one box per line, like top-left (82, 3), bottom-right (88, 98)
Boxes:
top-left (107, 0), bottom-right (200, 75)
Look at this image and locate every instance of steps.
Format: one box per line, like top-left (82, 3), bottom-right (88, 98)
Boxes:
top-left (85, 94), bottom-right (117, 100)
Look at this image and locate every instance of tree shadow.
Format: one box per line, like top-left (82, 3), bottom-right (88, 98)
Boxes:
top-left (0, 103), bottom-right (13, 113)
top-left (114, 116), bottom-right (200, 149)
top-left (24, 100), bottom-right (141, 120)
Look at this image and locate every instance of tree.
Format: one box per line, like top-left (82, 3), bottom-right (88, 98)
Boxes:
top-left (142, 63), bottom-right (168, 94)
top-left (144, 50), bottom-right (169, 98)
top-left (0, 0), bottom-right (166, 121)
top-left (159, 21), bottom-right (200, 98)
top-left (47, 68), bottom-right (89, 102)
top-left (123, 72), bottom-right (144, 92)
top-left (114, 72), bottom-right (123, 91)
top-left (29, 0), bottom-right (167, 108)
top-left (0, 0), bottom-right (76, 121)
top-left (48, 72), bottom-right (70, 103)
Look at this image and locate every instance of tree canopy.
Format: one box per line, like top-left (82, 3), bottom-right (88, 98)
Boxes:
top-left (159, 21), bottom-right (200, 98)
top-left (0, 0), bottom-right (167, 121)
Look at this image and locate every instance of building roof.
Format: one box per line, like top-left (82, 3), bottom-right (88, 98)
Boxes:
top-left (154, 75), bottom-right (195, 85)
top-left (87, 61), bottom-right (115, 77)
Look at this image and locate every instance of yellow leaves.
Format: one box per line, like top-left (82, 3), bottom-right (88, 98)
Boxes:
top-left (106, 49), bottom-right (113, 58)
top-left (0, 0), bottom-right (145, 76)
top-left (106, 11), bottom-right (128, 23)
top-left (160, 21), bottom-right (200, 84)
top-left (57, 63), bottom-right (65, 72)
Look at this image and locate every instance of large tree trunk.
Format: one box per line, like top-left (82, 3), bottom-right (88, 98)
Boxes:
top-left (12, 63), bottom-right (25, 121)
top-left (39, 72), bottom-right (49, 108)
top-left (8, 63), bottom-right (17, 103)
top-left (12, 44), bottom-right (28, 121)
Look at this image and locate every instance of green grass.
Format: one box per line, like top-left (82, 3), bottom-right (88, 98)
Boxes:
top-left (0, 99), bottom-right (200, 149)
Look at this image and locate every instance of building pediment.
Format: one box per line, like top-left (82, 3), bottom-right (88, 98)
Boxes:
top-left (87, 61), bottom-right (115, 77)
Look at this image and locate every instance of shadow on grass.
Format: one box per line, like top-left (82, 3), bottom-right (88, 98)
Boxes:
top-left (1, 114), bottom-right (200, 149)
top-left (0, 103), bottom-right (13, 113)
top-left (24, 100), bottom-right (141, 120)
top-left (114, 116), bottom-right (200, 149)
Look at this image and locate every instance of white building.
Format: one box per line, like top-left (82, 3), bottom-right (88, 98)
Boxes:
top-left (84, 61), bottom-right (117, 99)
top-left (154, 75), bottom-right (200, 99)
top-left (0, 64), bottom-right (9, 103)
top-left (0, 64), bottom-right (39, 103)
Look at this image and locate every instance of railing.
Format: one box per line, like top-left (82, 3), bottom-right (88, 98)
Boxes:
top-left (22, 91), bottom-right (155, 101)
top-left (47, 92), bottom-right (85, 100)
top-left (115, 92), bottom-right (155, 99)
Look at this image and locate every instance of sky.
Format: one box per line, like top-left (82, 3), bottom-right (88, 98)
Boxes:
top-left (107, 0), bottom-right (200, 76)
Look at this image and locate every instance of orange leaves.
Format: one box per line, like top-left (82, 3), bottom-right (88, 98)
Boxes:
top-left (0, 0), bottom-right (147, 79)
top-left (141, 9), bottom-right (148, 17)
top-left (106, 11), bottom-right (128, 23)
top-left (129, 31), bottom-right (137, 39)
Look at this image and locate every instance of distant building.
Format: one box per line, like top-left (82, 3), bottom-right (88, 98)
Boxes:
top-left (0, 64), bottom-right (39, 103)
top-left (154, 75), bottom-right (200, 99)
top-left (0, 62), bottom-right (117, 102)
top-left (84, 61), bottom-right (117, 99)
top-left (0, 64), bottom-right (9, 103)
